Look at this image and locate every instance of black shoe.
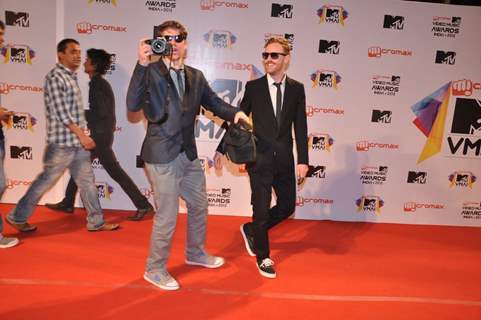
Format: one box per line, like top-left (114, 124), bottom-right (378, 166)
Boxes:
top-left (240, 223), bottom-right (255, 257)
top-left (127, 204), bottom-right (154, 221)
top-left (45, 201), bottom-right (74, 214)
top-left (257, 258), bottom-right (276, 278)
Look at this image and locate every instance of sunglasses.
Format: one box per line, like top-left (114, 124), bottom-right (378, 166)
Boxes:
top-left (262, 52), bottom-right (287, 60)
top-left (162, 34), bottom-right (186, 43)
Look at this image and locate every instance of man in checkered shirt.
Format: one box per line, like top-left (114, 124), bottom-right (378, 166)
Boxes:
top-left (6, 38), bottom-right (119, 233)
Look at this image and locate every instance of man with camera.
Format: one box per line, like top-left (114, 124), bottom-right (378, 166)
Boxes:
top-left (214, 37), bottom-right (309, 279)
top-left (126, 20), bottom-right (249, 290)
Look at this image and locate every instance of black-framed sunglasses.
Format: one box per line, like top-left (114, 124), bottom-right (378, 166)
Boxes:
top-left (162, 34), bottom-right (186, 43)
top-left (262, 52), bottom-right (287, 60)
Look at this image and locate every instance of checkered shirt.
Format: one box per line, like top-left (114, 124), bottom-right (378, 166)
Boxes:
top-left (44, 63), bottom-right (86, 147)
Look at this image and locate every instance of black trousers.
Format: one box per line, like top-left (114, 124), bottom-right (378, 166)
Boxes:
top-left (63, 131), bottom-right (150, 209)
top-left (247, 152), bottom-right (296, 261)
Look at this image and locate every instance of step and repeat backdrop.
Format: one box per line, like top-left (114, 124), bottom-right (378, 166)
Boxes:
top-left (1, 0), bottom-right (480, 227)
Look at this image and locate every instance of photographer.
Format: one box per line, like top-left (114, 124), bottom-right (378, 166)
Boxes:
top-left (126, 20), bottom-right (249, 290)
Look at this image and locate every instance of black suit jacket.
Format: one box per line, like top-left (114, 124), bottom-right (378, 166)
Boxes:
top-left (85, 74), bottom-right (116, 134)
top-left (127, 60), bottom-right (238, 164)
top-left (220, 75), bottom-right (308, 172)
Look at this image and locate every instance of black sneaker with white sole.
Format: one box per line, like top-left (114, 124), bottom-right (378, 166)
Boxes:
top-left (257, 258), bottom-right (276, 278)
top-left (240, 223), bottom-right (255, 257)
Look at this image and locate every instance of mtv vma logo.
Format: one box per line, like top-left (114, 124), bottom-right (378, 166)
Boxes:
top-left (371, 110), bottom-right (392, 123)
top-left (356, 196), bottom-right (384, 213)
top-left (318, 40), bottom-right (340, 55)
top-left (203, 30), bottom-right (237, 49)
top-left (206, 188), bottom-right (231, 208)
top-left (432, 16), bottom-right (461, 38)
top-left (88, 0), bottom-right (117, 6)
top-left (412, 81), bottom-right (481, 163)
top-left (309, 133), bottom-right (334, 151)
top-left (91, 158), bottom-right (104, 170)
top-left (317, 5), bottom-right (348, 25)
top-left (199, 156), bottom-right (214, 172)
top-left (145, 0), bottom-right (176, 12)
top-left (1, 45), bottom-right (36, 64)
top-left (271, 3), bottom-right (293, 18)
top-left (10, 146), bottom-right (32, 160)
top-left (449, 171), bottom-right (476, 188)
top-left (5, 11), bottom-right (30, 27)
top-left (435, 51), bottom-right (456, 65)
top-left (96, 182), bottom-right (114, 199)
top-left (371, 75), bottom-right (400, 96)
top-left (310, 69), bottom-right (341, 89)
top-left (383, 15), bottom-right (404, 30)
top-left (5, 112), bottom-right (37, 131)
top-left (407, 171), bottom-right (427, 184)
top-left (306, 165), bottom-right (326, 178)
top-left (360, 166), bottom-right (388, 185)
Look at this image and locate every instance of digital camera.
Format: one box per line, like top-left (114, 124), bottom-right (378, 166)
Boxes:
top-left (145, 37), bottom-right (172, 56)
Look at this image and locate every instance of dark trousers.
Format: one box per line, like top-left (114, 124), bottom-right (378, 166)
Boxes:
top-left (63, 131), bottom-right (149, 209)
top-left (248, 153), bottom-right (296, 261)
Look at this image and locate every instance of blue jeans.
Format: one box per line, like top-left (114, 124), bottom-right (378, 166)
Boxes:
top-left (144, 152), bottom-right (208, 273)
top-left (0, 139), bottom-right (6, 234)
top-left (8, 144), bottom-right (105, 230)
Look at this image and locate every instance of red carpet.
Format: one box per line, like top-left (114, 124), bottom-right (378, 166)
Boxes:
top-left (1, 203), bottom-right (480, 319)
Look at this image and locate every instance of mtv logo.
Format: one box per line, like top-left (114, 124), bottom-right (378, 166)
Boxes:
top-left (326, 8), bottom-right (340, 22)
top-left (221, 188), bottom-right (231, 196)
top-left (452, 16), bottom-right (461, 26)
top-left (284, 33), bottom-right (294, 43)
top-left (10, 47), bottom-right (26, 61)
top-left (319, 73), bottom-right (333, 87)
top-left (383, 15), bottom-right (404, 30)
top-left (391, 76), bottom-right (400, 85)
top-left (456, 174), bottom-right (469, 184)
top-left (209, 79), bottom-right (243, 105)
top-left (435, 51), bottom-right (456, 65)
top-left (363, 198), bottom-right (377, 210)
top-left (12, 115), bottom-right (28, 128)
top-left (407, 171), bottom-right (427, 184)
top-left (318, 40), bottom-right (340, 54)
top-left (10, 146), bottom-right (32, 160)
top-left (5, 11), bottom-right (30, 27)
top-left (378, 166), bottom-right (388, 174)
top-left (450, 98), bottom-right (481, 135)
top-left (307, 165), bottom-right (326, 178)
top-left (213, 33), bottom-right (228, 48)
top-left (371, 110), bottom-right (392, 123)
top-left (271, 3), bottom-right (293, 18)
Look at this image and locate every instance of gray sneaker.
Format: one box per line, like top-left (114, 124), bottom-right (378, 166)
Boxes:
top-left (0, 235), bottom-right (19, 249)
top-left (185, 254), bottom-right (225, 269)
top-left (143, 271), bottom-right (179, 290)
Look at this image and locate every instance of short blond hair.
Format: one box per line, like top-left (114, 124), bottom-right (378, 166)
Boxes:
top-left (264, 37), bottom-right (291, 55)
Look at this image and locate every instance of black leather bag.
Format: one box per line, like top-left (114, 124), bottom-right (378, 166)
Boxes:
top-left (223, 122), bottom-right (256, 164)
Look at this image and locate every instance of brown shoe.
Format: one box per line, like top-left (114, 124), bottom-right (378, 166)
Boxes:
top-left (6, 215), bottom-right (37, 232)
top-left (127, 204), bottom-right (154, 221)
top-left (87, 223), bottom-right (120, 232)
